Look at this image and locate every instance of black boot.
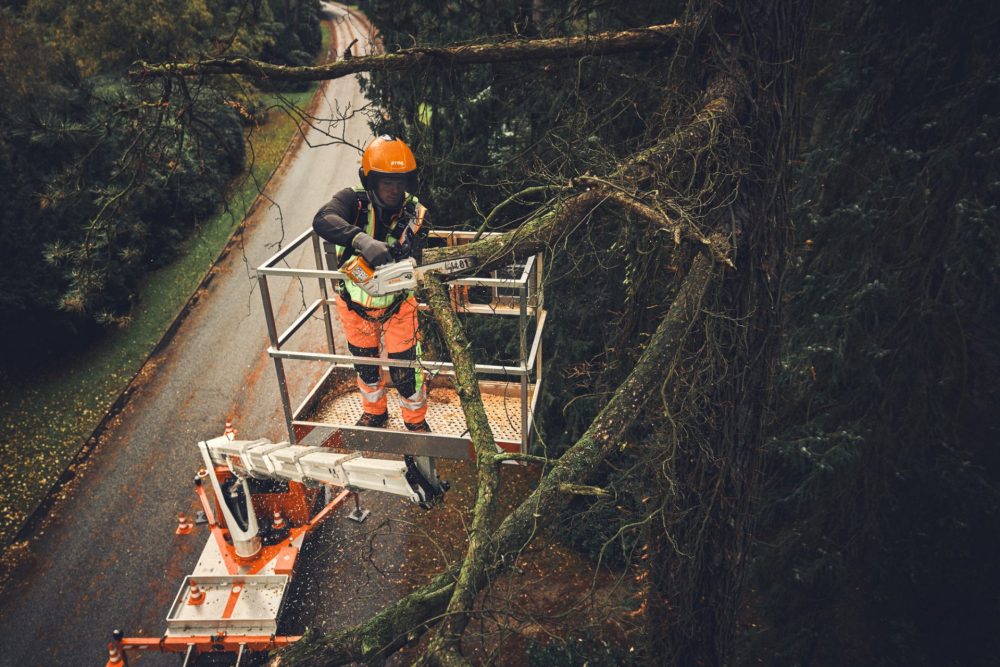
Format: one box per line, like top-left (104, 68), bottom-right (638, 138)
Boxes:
top-left (356, 412), bottom-right (389, 428)
top-left (404, 420), bottom-right (431, 433)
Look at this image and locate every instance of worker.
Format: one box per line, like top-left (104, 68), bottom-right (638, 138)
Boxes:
top-left (312, 135), bottom-right (431, 432)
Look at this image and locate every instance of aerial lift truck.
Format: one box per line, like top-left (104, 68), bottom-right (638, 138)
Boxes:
top-left (105, 229), bottom-right (546, 665)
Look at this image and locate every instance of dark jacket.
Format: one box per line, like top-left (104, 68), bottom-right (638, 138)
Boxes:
top-left (312, 188), bottom-right (395, 248)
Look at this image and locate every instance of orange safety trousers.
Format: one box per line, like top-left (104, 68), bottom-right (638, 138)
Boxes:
top-left (336, 295), bottom-right (427, 425)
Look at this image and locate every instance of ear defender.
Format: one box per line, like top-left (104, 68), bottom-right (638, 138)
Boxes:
top-left (358, 166), bottom-right (368, 189)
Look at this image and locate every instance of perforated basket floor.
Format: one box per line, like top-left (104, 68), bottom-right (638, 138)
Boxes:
top-left (309, 382), bottom-right (533, 444)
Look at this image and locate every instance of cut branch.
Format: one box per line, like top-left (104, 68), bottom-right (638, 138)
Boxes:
top-left (558, 483), bottom-right (614, 498)
top-left (422, 188), bottom-right (608, 272)
top-left (133, 23), bottom-right (686, 81)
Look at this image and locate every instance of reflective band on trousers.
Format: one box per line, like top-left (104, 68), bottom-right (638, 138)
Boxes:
top-left (358, 380), bottom-right (386, 403)
top-left (397, 387), bottom-right (427, 411)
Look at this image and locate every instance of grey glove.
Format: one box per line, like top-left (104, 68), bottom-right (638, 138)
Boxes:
top-left (352, 232), bottom-right (393, 266)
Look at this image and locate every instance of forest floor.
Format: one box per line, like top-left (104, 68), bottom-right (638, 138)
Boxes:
top-left (391, 460), bottom-right (641, 665)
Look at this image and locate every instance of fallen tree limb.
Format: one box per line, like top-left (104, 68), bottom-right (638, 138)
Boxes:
top-left (422, 188), bottom-right (609, 272)
top-left (273, 578), bottom-right (455, 665)
top-left (491, 252), bottom-right (715, 559)
top-left (274, 252), bottom-right (717, 666)
top-left (133, 23), bottom-right (686, 82)
top-left (417, 276), bottom-right (505, 665)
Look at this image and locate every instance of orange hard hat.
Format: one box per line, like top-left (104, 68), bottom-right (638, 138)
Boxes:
top-left (359, 135), bottom-right (417, 198)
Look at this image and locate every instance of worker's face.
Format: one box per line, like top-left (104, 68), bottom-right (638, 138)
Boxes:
top-left (376, 176), bottom-right (407, 208)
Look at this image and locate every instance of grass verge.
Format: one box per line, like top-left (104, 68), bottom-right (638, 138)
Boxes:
top-left (0, 76), bottom-right (325, 549)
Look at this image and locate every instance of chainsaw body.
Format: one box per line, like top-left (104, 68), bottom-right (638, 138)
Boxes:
top-left (342, 255), bottom-right (477, 297)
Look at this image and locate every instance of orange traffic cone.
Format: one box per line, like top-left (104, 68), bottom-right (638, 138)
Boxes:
top-left (105, 641), bottom-right (124, 666)
top-left (187, 579), bottom-right (206, 606)
top-left (176, 512), bottom-right (193, 535)
top-left (272, 511), bottom-right (286, 530)
top-left (224, 418), bottom-right (237, 441)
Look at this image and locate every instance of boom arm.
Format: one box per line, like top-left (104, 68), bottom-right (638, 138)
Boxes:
top-left (201, 435), bottom-right (445, 505)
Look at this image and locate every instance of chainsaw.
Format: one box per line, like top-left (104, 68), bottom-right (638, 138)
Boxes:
top-left (341, 253), bottom-right (478, 297)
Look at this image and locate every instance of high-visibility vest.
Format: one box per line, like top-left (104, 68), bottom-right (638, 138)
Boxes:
top-left (337, 187), bottom-right (426, 309)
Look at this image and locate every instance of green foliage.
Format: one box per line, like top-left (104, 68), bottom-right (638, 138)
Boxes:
top-left (0, 78), bottom-right (322, 548)
top-left (0, 0), bottom-right (323, 360)
top-left (358, 0), bottom-right (669, 229)
top-left (362, 1), bottom-right (999, 662)
top-left (747, 0), bottom-right (1000, 664)
top-left (258, 0), bottom-right (323, 91)
top-left (0, 64), bottom-right (243, 349)
top-left (24, 0), bottom-right (214, 74)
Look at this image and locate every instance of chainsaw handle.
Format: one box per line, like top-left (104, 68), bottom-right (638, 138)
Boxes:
top-left (389, 226), bottom-right (429, 263)
top-left (352, 232), bottom-right (394, 266)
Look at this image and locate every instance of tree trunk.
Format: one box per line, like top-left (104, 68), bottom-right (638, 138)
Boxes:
top-left (641, 3), bottom-right (811, 664)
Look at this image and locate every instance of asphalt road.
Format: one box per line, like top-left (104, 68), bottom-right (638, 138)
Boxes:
top-left (0, 6), bottom-right (427, 665)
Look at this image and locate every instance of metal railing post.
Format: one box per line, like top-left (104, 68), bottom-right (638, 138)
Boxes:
top-left (311, 233), bottom-right (337, 355)
top-left (519, 284), bottom-right (529, 453)
top-left (258, 273), bottom-right (296, 444)
top-left (534, 255), bottom-right (544, 382)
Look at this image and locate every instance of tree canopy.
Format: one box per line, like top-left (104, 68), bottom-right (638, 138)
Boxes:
top-left (0, 0), bottom-right (322, 359)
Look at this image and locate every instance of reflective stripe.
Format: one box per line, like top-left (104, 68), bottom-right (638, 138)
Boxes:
top-left (413, 341), bottom-right (424, 395)
top-left (397, 341), bottom-right (426, 412)
top-left (407, 203), bottom-right (427, 236)
top-left (397, 386), bottom-right (427, 411)
top-left (357, 380), bottom-right (386, 403)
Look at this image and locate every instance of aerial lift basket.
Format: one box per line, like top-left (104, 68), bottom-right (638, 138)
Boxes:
top-left (256, 229), bottom-right (547, 461)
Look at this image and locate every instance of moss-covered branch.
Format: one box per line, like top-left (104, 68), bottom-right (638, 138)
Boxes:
top-left (274, 70), bottom-right (736, 665)
top-left (416, 277), bottom-right (504, 664)
top-left (421, 187), bottom-right (608, 271)
top-left (558, 483), bottom-right (613, 498)
top-left (273, 253), bottom-right (717, 666)
top-left (133, 23), bottom-right (686, 82)
top-left (274, 575), bottom-right (455, 665)
top-left (491, 253), bottom-right (716, 558)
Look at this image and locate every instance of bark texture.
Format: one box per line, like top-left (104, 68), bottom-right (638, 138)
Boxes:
top-left (133, 23), bottom-right (685, 82)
